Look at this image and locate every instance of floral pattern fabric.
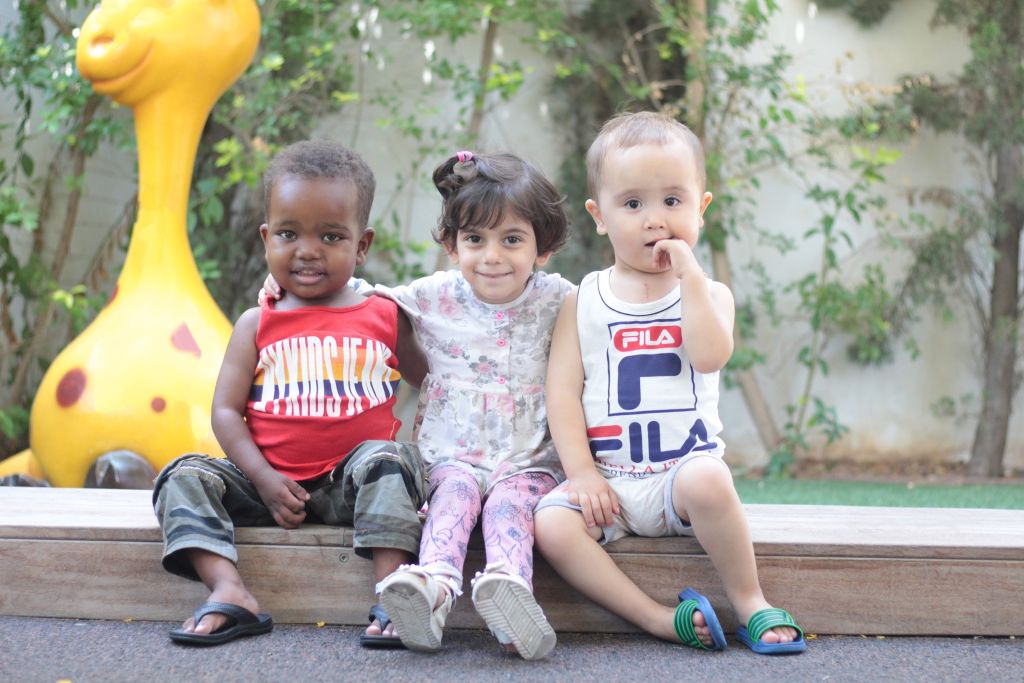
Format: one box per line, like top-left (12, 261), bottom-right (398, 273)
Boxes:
top-left (369, 270), bottom-right (574, 492)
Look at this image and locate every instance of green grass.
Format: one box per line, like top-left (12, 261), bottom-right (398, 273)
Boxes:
top-left (734, 478), bottom-right (1024, 509)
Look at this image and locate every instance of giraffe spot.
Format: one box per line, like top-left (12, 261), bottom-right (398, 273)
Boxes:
top-left (151, 397), bottom-right (166, 412)
top-left (171, 322), bottom-right (201, 358)
top-left (56, 369), bottom-right (87, 407)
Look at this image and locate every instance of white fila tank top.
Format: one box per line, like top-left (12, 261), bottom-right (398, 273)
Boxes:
top-left (576, 268), bottom-right (724, 477)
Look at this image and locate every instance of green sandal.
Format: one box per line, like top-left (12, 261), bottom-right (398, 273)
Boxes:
top-left (736, 607), bottom-right (806, 654)
top-left (673, 587), bottom-right (727, 651)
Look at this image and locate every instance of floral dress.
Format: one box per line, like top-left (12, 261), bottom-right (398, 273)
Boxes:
top-left (370, 269), bottom-right (574, 493)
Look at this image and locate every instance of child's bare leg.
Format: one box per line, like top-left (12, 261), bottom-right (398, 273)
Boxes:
top-left (180, 548), bottom-right (260, 635)
top-left (366, 548), bottom-right (415, 638)
top-left (534, 505), bottom-right (712, 646)
top-left (671, 457), bottom-right (797, 644)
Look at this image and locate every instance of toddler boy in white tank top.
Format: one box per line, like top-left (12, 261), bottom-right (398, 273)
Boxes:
top-left (534, 112), bottom-right (806, 655)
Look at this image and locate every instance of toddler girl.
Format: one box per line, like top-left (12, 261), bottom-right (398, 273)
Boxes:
top-left (373, 151), bottom-right (572, 659)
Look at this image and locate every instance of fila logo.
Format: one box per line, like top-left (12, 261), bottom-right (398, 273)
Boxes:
top-left (613, 325), bottom-right (682, 352)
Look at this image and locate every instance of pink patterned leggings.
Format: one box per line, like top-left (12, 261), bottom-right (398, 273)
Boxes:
top-left (418, 464), bottom-right (557, 590)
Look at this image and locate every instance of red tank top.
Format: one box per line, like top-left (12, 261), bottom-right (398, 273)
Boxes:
top-left (247, 296), bottom-right (402, 480)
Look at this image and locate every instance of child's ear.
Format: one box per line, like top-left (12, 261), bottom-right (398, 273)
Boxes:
top-left (355, 227), bottom-right (375, 266)
top-left (446, 244), bottom-right (460, 265)
top-left (699, 192), bottom-right (713, 228)
top-left (585, 199), bottom-right (607, 235)
top-left (259, 223), bottom-right (270, 256)
top-left (535, 251), bottom-right (552, 268)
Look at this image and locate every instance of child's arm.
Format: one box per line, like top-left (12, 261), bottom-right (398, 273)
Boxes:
top-left (211, 308), bottom-right (310, 529)
top-left (546, 291), bottom-right (620, 528)
top-left (395, 308), bottom-right (427, 389)
top-left (653, 240), bottom-right (735, 373)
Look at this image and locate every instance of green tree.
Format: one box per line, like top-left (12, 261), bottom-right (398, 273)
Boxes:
top-left (830, 0), bottom-right (1023, 476)
top-left (901, 0), bottom-right (1023, 476)
top-left (0, 0), bottom-right (132, 455)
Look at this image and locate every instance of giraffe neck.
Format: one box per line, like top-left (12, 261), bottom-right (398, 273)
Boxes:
top-left (117, 92), bottom-right (210, 293)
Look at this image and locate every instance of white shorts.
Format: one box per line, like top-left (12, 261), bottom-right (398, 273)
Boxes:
top-left (535, 453), bottom-right (724, 543)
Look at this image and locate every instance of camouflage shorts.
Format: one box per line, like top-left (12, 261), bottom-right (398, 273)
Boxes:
top-left (152, 441), bottom-right (426, 580)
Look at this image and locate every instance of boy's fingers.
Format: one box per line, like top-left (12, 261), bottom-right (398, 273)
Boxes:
top-left (579, 494), bottom-right (596, 528)
top-left (279, 508), bottom-right (306, 529)
top-left (285, 478), bottom-right (311, 501)
top-left (598, 495), bottom-right (616, 527)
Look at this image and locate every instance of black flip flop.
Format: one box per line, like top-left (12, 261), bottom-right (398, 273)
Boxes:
top-left (360, 603), bottom-right (405, 649)
top-left (169, 601), bottom-right (273, 646)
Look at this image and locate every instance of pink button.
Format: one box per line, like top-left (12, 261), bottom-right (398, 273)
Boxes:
top-left (498, 376), bottom-right (506, 384)
top-left (497, 339), bottom-right (507, 347)
top-left (495, 312), bottom-right (504, 320)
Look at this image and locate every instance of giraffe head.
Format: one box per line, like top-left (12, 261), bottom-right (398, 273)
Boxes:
top-left (76, 0), bottom-right (260, 109)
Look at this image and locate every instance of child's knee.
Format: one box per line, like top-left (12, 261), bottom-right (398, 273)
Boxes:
top-left (535, 505), bottom-right (585, 547)
top-left (673, 457), bottom-right (735, 510)
top-left (350, 442), bottom-right (426, 506)
top-left (153, 456), bottom-right (226, 517)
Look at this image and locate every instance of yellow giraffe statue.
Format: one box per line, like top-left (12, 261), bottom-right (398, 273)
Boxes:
top-left (28, 0), bottom-right (260, 487)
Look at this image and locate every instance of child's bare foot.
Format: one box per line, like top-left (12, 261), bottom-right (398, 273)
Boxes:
top-left (182, 581), bottom-right (260, 636)
top-left (668, 588), bottom-right (727, 651)
top-left (689, 608), bottom-right (713, 646)
top-left (737, 600), bottom-right (799, 645)
top-left (734, 599), bottom-right (806, 654)
top-left (364, 619), bottom-right (399, 639)
top-left (361, 603), bottom-right (406, 648)
top-left (651, 604), bottom-right (713, 645)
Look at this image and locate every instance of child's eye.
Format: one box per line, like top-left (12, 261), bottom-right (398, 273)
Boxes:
top-left (505, 235), bottom-right (523, 245)
top-left (464, 234), bottom-right (482, 244)
top-left (665, 196), bottom-right (681, 207)
top-left (277, 230), bottom-right (296, 240)
top-left (323, 233), bottom-right (345, 243)
top-left (625, 199), bottom-right (641, 210)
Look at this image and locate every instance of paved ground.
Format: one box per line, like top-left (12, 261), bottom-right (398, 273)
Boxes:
top-left (1, 617), bottom-right (1020, 682)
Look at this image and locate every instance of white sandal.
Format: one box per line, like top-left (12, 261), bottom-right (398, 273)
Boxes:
top-left (377, 564), bottom-right (453, 652)
top-left (470, 561), bottom-right (556, 660)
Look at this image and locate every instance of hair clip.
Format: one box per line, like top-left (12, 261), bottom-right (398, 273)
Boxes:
top-left (456, 150), bottom-right (474, 163)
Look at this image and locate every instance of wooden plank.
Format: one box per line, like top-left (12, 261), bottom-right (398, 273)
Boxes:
top-left (3, 488), bottom-right (1023, 560)
top-left (2, 538), bottom-right (1021, 635)
top-left (607, 504), bottom-right (1024, 560)
top-left (3, 487), bottom-right (1024, 635)
top-left (0, 488), bottom-right (353, 546)
top-left (0, 538), bottom-right (489, 628)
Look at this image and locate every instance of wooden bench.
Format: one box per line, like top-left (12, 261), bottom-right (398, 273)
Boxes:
top-left (1, 487), bottom-right (1021, 635)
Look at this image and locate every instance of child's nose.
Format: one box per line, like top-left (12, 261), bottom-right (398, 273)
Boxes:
top-left (643, 210), bottom-right (665, 229)
top-left (296, 237), bottom-right (322, 258)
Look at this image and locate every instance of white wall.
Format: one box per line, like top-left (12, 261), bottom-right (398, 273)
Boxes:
top-left (719, 1), bottom-right (1010, 469)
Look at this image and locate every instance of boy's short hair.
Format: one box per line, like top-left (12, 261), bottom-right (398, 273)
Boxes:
top-left (586, 111), bottom-right (706, 198)
top-left (263, 140), bottom-right (376, 228)
top-left (432, 151), bottom-right (569, 256)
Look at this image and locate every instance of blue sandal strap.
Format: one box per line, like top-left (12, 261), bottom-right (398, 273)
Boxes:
top-left (368, 603), bottom-right (391, 629)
